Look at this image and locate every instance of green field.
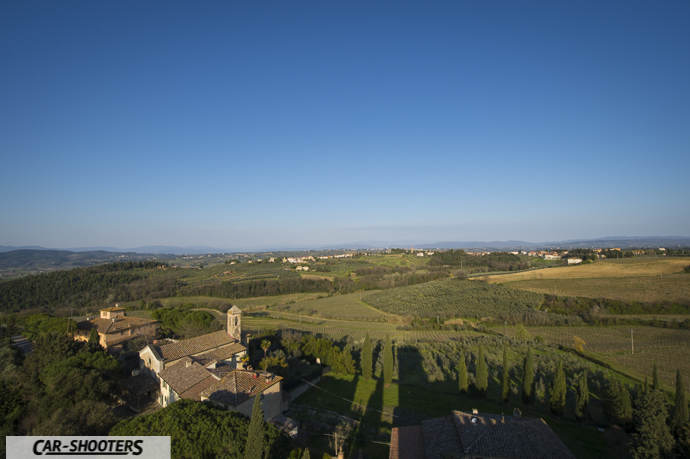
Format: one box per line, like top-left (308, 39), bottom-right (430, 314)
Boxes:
top-left (491, 258), bottom-right (690, 303)
top-left (502, 325), bottom-right (690, 391)
top-left (272, 291), bottom-right (391, 321)
top-left (362, 278), bottom-right (580, 325)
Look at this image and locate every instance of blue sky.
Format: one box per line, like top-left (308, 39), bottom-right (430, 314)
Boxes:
top-left (1, 1), bottom-right (689, 249)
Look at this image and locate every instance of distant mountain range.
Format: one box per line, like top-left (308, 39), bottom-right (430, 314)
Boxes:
top-left (1, 236), bottom-right (689, 255)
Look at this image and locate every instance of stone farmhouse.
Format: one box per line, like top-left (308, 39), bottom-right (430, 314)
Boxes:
top-left (389, 409), bottom-right (575, 459)
top-left (75, 306), bottom-right (157, 350)
top-left (137, 306), bottom-right (287, 422)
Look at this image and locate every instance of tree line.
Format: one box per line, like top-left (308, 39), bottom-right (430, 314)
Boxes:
top-left (427, 249), bottom-right (531, 272)
top-left (0, 262), bottom-right (177, 314)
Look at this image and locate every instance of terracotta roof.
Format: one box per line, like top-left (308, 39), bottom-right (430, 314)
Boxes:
top-left (77, 316), bottom-right (157, 335)
top-left (414, 411), bottom-right (576, 459)
top-left (200, 370), bottom-right (282, 406)
top-left (122, 373), bottom-right (159, 396)
top-left (178, 375), bottom-right (219, 401)
top-left (155, 331), bottom-right (239, 363)
top-left (208, 364), bottom-right (235, 379)
top-left (389, 426), bottom-right (425, 459)
top-left (450, 411), bottom-right (576, 459)
top-left (422, 415), bottom-right (462, 459)
top-left (158, 358), bottom-right (219, 395)
top-left (193, 343), bottom-right (246, 363)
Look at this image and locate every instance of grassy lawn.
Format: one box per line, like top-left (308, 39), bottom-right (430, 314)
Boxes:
top-left (293, 373), bottom-right (613, 459)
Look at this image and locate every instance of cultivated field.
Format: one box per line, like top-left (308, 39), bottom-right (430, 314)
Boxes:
top-left (502, 274), bottom-right (690, 303)
top-left (362, 278), bottom-right (576, 324)
top-left (272, 291), bottom-right (391, 321)
top-left (503, 325), bottom-right (690, 391)
top-left (489, 258), bottom-right (690, 302)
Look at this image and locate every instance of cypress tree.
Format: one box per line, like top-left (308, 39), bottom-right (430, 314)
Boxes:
top-left (522, 347), bottom-right (534, 405)
top-left (549, 359), bottom-right (566, 416)
top-left (620, 383), bottom-right (633, 428)
top-left (244, 395), bottom-right (265, 459)
top-left (458, 352), bottom-right (468, 394)
top-left (88, 327), bottom-right (99, 344)
top-left (502, 346), bottom-right (510, 403)
top-left (575, 370), bottom-right (589, 421)
top-left (630, 390), bottom-right (674, 459)
top-left (383, 334), bottom-right (393, 387)
top-left (475, 345), bottom-right (488, 398)
top-left (653, 363), bottom-right (660, 391)
top-left (343, 348), bottom-right (354, 375)
top-left (671, 369), bottom-right (689, 435)
top-left (362, 332), bottom-right (372, 381)
top-left (604, 376), bottom-right (622, 426)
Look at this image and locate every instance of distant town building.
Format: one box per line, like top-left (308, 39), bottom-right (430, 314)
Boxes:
top-left (567, 258), bottom-right (583, 265)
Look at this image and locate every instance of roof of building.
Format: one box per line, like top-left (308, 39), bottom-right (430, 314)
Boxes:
top-left (389, 426), bottom-right (424, 459)
top-left (178, 375), bottom-right (219, 401)
top-left (207, 364), bottom-right (236, 379)
top-left (158, 357), bottom-right (221, 396)
top-left (76, 316), bottom-right (157, 335)
top-left (155, 331), bottom-right (240, 363)
top-left (229, 305), bottom-right (242, 313)
top-left (122, 373), bottom-right (159, 396)
top-left (200, 370), bottom-right (282, 406)
top-left (193, 342), bottom-right (246, 363)
top-left (420, 411), bottom-right (576, 459)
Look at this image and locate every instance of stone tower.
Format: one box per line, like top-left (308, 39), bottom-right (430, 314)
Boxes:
top-left (227, 306), bottom-right (242, 340)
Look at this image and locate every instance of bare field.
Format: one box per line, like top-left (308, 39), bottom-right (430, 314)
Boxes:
top-left (503, 274), bottom-right (690, 302)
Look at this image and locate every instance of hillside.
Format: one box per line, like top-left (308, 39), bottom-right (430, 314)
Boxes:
top-left (488, 258), bottom-right (690, 303)
top-left (362, 278), bottom-right (580, 325)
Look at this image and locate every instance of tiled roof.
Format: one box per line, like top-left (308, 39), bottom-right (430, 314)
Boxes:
top-left (389, 426), bottom-right (425, 459)
top-left (178, 375), bottom-right (219, 401)
top-left (414, 411), bottom-right (576, 459)
top-left (229, 306), bottom-right (242, 313)
top-left (193, 342), bottom-right (246, 363)
top-left (155, 331), bottom-right (239, 363)
top-left (422, 415), bottom-right (462, 459)
top-left (77, 316), bottom-right (156, 335)
top-left (208, 364), bottom-right (235, 379)
top-left (158, 358), bottom-right (218, 395)
top-left (451, 411), bottom-right (576, 459)
top-left (200, 370), bottom-right (282, 406)
top-left (122, 373), bottom-right (159, 396)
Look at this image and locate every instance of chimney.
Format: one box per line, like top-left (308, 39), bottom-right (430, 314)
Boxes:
top-left (186, 360), bottom-right (193, 368)
top-left (513, 408), bottom-right (522, 418)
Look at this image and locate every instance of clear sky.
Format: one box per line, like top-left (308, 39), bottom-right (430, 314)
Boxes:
top-left (1, 1), bottom-right (689, 250)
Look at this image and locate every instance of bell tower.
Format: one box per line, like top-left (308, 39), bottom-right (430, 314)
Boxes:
top-left (227, 306), bottom-right (242, 340)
